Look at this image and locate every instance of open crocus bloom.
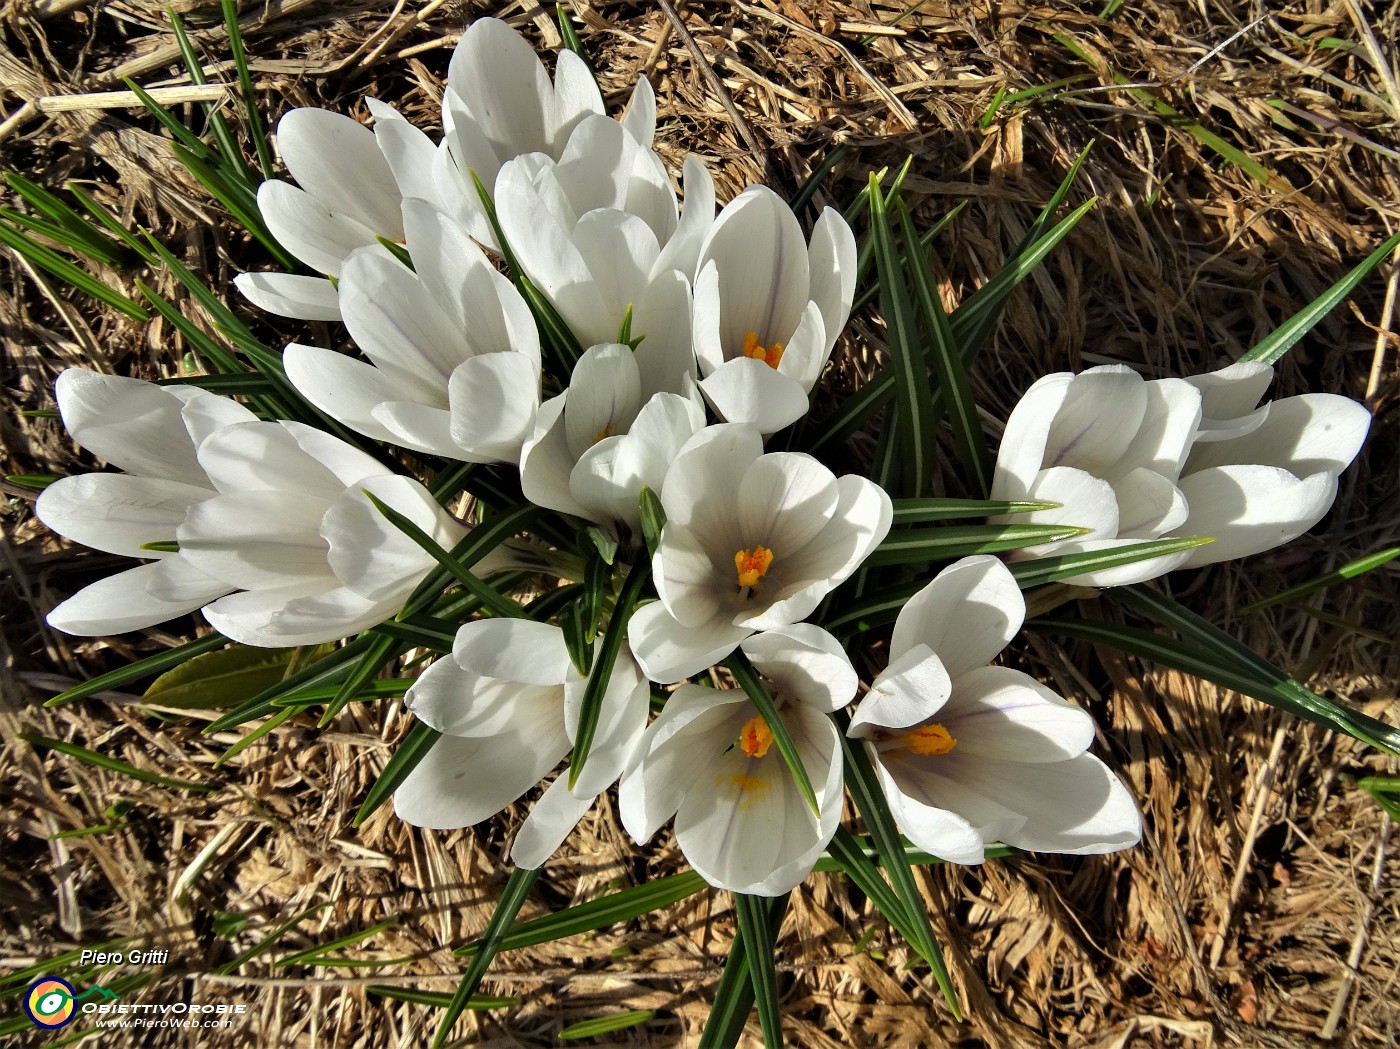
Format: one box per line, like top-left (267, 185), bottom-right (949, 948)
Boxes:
top-left (394, 619), bottom-right (650, 869)
top-left (692, 185), bottom-right (857, 434)
top-left (991, 362), bottom-right (1370, 584)
top-left (629, 425), bottom-right (892, 682)
top-left (848, 556), bottom-right (1141, 864)
top-left (620, 625), bottom-right (850, 895)
top-left (285, 201), bottom-right (542, 463)
top-left (433, 17), bottom-right (656, 247)
top-left (494, 126), bottom-right (715, 392)
top-left (237, 103), bottom-right (431, 321)
top-left (1173, 361), bottom-right (1370, 566)
top-left (36, 370), bottom-right (252, 635)
top-left (174, 420), bottom-right (467, 647)
top-left (520, 344), bottom-right (705, 537)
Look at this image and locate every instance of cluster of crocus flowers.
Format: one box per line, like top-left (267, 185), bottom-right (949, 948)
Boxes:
top-left (31, 13), bottom-right (1376, 910)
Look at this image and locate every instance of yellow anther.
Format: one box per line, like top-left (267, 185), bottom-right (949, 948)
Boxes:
top-left (742, 331), bottom-right (785, 369)
top-left (738, 715), bottom-right (775, 758)
top-left (905, 723), bottom-right (957, 756)
top-left (734, 545), bottom-right (774, 589)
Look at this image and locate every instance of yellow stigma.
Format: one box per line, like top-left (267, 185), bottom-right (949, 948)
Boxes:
top-left (734, 545), bottom-right (774, 588)
top-left (738, 715), bottom-right (775, 758)
top-left (742, 331), bottom-right (785, 369)
top-left (905, 723), bottom-right (957, 756)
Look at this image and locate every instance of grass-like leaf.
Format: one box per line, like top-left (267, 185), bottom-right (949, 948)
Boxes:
top-left (866, 523), bottom-right (1091, 566)
top-left (432, 867), bottom-right (542, 1049)
top-left (788, 142), bottom-right (852, 216)
top-left (367, 985), bottom-right (517, 1009)
top-left (1239, 545), bottom-right (1400, 614)
top-left (1005, 537), bottom-right (1215, 588)
top-left (834, 709), bottom-right (961, 1017)
top-left (204, 635), bottom-right (378, 731)
top-left (568, 556), bottom-right (651, 788)
top-left (1032, 615), bottom-right (1400, 755)
top-left (724, 651), bottom-right (819, 814)
top-left (890, 496), bottom-right (1059, 524)
top-left (168, 9), bottom-right (256, 189)
top-left (318, 632), bottom-right (402, 727)
top-left (699, 895), bottom-right (788, 1049)
top-left (19, 733), bottom-right (213, 793)
top-left (560, 1010), bottom-right (656, 1040)
top-left (2, 173), bottom-right (131, 264)
top-left (221, 0), bottom-right (274, 180)
top-left (274, 918), bottom-right (399, 968)
top-left (1238, 229), bottom-right (1400, 364)
top-left (0, 220), bottom-right (148, 319)
top-left (868, 171), bottom-right (934, 498)
top-left (46, 631), bottom-right (228, 707)
top-left (894, 196), bottom-right (991, 496)
top-left (639, 486), bottom-right (666, 556)
top-left (216, 903), bottom-right (329, 975)
top-left (354, 721), bottom-right (442, 827)
top-left (734, 893), bottom-right (784, 1048)
top-left (143, 643), bottom-right (331, 709)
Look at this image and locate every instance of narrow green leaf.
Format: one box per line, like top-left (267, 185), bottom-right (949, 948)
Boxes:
top-left (698, 895), bottom-right (787, 1049)
top-left (167, 8), bottom-right (254, 188)
top-left (19, 733), bottom-right (213, 793)
top-left (142, 643), bottom-right (330, 709)
top-left (216, 903), bottom-right (329, 975)
top-left (204, 635), bottom-right (378, 731)
top-left (788, 143), bottom-right (852, 215)
top-left (5, 473), bottom-right (57, 489)
top-left (354, 721), bottom-right (442, 827)
top-left (1006, 536), bottom-right (1214, 588)
top-left (585, 525), bottom-right (618, 565)
top-left (1239, 546), bottom-right (1400, 613)
top-left (560, 602), bottom-right (594, 677)
top-left (560, 1010), bottom-right (657, 1040)
top-left (734, 893), bottom-right (783, 1048)
top-left (46, 632), bottom-right (228, 707)
top-left (890, 496), bottom-right (1058, 524)
top-left (367, 985), bottom-right (517, 1009)
top-left (0, 220), bottom-right (148, 318)
top-left (221, 0), bottom-right (274, 180)
top-left (319, 633), bottom-right (401, 727)
top-left (978, 82), bottom-right (1008, 129)
top-left (269, 679), bottom-right (407, 709)
top-left (458, 870), bottom-right (708, 957)
top-left (1032, 614), bottom-right (1400, 755)
top-left (724, 652), bottom-right (819, 814)
top-left (823, 827), bottom-right (926, 964)
top-left (216, 707), bottom-right (295, 765)
top-left (155, 372), bottom-right (279, 394)
top-left (866, 523), bottom-right (1090, 566)
top-left (835, 709), bottom-right (961, 1017)
top-left (66, 182), bottom-right (160, 264)
top-left (556, 4), bottom-right (591, 71)
top-left (894, 196), bottom-right (992, 495)
top-left (364, 490), bottom-right (527, 621)
top-left (168, 142), bottom-right (294, 267)
top-left (432, 867), bottom-right (542, 1049)
top-left (582, 543), bottom-right (611, 642)
top-left (274, 918), bottom-right (398, 968)
top-left (122, 77), bottom-right (217, 161)
top-left (1238, 230), bottom-right (1400, 364)
top-left (398, 504), bottom-right (537, 621)
top-left (639, 486), bottom-right (666, 556)
top-left (569, 556), bottom-right (651, 788)
top-left (869, 171), bottom-right (933, 497)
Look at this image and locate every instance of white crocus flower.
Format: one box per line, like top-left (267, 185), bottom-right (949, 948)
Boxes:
top-left (36, 370), bottom-right (252, 635)
top-left (494, 126), bottom-right (715, 395)
top-left (619, 625), bottom-right (851, 896)
top-left (284, 201), bottom-right (542, 463)
top-left (991, 363), bottom-right (1370, 584)
top-left (434, 17), bottom-right (657, 246)
top-left (848, 556), bottom-right (1141, 863)
top-left (1174, 361), bottom-right (1370, 566)
top-left (394, 619), bottom-right (650, 869)
top-left (236, 102), bottom-right (432, 321)
top-left (520, 344), bottom-right (705, 538)
top-left (629, 425), bottom-right (892, 683)
top-left (175, 420), bottom-right (467, 647)
top-left (691, 185), bottom-right (857, 434)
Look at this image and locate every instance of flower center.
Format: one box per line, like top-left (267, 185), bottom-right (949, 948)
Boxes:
top-left (904, 723), bottom-right (957, 756)
top-left (734, 545), bottom-right (774, 589)
top-left (743, 331), bottom-right (784, 369)
top-left (738, 715), bottom-right (775, 758)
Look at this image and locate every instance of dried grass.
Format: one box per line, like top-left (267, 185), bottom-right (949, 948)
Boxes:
top-left (2, 1), bottom-right (1399, 1046)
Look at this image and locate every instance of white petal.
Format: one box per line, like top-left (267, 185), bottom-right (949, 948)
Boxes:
top-left (653, 156), bottom-right (715, 280)
top-left (876, 754), bottom-right (1011, 863)
top-left (740, 624), bottom-right (858, 714)
top-left (54, 369), bottom-right (209, 485)
top-left (1043, 365), bottom-right (1146, 475)
top-left (620, 75), bottom-right (657, 149)
top-left (393, 727), bottom-right (568, 831)
top-left (1112, 468), bottom-right (1188, 539)
top-left (1176, 464), bottom-right (1339, 566)
top-left (699, 357), bottom-right (811, 433)
top-left (990, 373), bottom-right (1072, 501)
top-left (37, 474), bottom-right (212, 558)
top-left (1186, 393), bottom-right (1370, 476)
top-left (448, 353), bottom-right (541, 464)
top-left (365, 99), bottom-right (440, 204)
top-left (257, 180), bottom-right (378, 276)
top-left (448, 18), bottom-right (555, 159)
top-left (806, 207), bottom-right (858, 359)
top-left (889, 555), bottom-right (1023, 674)
top-left (1185, 360), bottom-right (1274, 423)
top-left (552, 49), bottom-right (606, 148)
top-left (199, 583), bottom-right (381, 648)
top-left (178, 490), bottom-right (333, 590)
top-left (373, 401), bottom-right (460, 459)
top-left (510, 775), bottom-right (597, 869)
top-left (1111, 377), bottom-right (1201, 480)
top-left (563, 344), bottom-right (642, 460)
top-left (322, 474), bottom-right (462, 601)
top-left (942, 666), bottom-right (1094, 762)
top-left (564, 648), bottom-right (650, 796)
top-left (628, 599), bottom-right (752, 683)
top-left (738, 452), bottom-right (840, 556)
top-left (775, 474), bottom-right (893, 596)
top-left (849, 645), bottom-right (952, 736)
top-left (46, 559), bottom-right (230, 637)
top-left (773, 301), bottom-right (829, 393)
top-left (276, 107), bottom-right (402, 235)
top-left (406, 649), bottom-right (562, 739)
top-left (454, 618), bottom-right (574, 687)
top-left (651, 523), bottom-right (726, 626)
top-left (284, 343), bottom-right (407, 447)
top-left (570, 211), bottom-right (661, 337)
top-left (234, 271), bottom-right (342, 321)
top-left (1020, 465), bottom-right (1120, 541)
top-left (660, 424), bottom-right (764, 536)
top-left (631, 269), bottom-right (697, 398)
top-left (520, 395), bottom-right (592, 519)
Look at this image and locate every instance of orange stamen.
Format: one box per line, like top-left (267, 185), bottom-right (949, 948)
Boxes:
top-left (734, 545), bottom-right (774, 588)
top-left (742, 331), bottom-right (785, 369)
top-left (738, 715), bottom-right (775, 758)
top-left (905, 723), bottom-right (957, 756)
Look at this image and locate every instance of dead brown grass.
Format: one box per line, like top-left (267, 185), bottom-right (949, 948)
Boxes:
top-left (2, 1), bottom-right (1399, 1046)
